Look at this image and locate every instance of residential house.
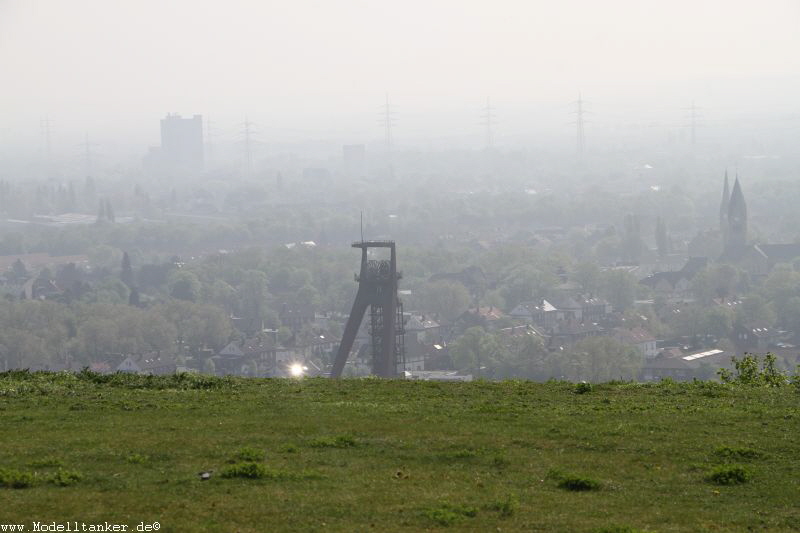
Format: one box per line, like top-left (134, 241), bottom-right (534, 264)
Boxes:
top-left (455, 306), bottom-right (506, 331)
top-left (640, 257), bottom-right (708, 298)
top-left (279, 304), bottom-right (315, 332)
top-left (641, 348), bottom-right (733, 382)
top-left (547, 319), bottom-right (603, 350)
top-left (732, 323), bottom-right (782, 353)
top-left (613, 327), bottom-right (658, 359)
top-left (509, 300), bottom-right (558, 328)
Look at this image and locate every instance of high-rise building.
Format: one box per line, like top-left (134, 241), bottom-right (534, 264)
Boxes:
top-left (161, 114), bottom-right (204, 172)
top-left (144, 114), bottom-right (204, 175)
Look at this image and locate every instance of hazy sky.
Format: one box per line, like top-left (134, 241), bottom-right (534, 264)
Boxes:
top-left (1, 0), bottom-right (799, 148)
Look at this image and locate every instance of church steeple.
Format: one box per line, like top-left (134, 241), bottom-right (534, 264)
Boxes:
top-left (727, 175), bottom-right (747, 249)
top-left (720, 170), bottom-right (730, 233)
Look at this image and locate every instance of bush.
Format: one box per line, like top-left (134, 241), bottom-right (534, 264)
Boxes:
top-left (220, 463), bottom-right (315, 481)
top-left (423, 503), bottom-right (477, 526)
top-left (548, 468), bottom-right (602, 491)
top-left (718, 353), bottom-right (787, 386)
top-left (126, 453), bottom-right (149, 464)
top-left (49, 468), bottom-right (82, 487)
top-left (485, 494), bottom-right (518, 517)
top-left (574, 382), bottom-right (593, 394)
top-left (558, 475), bottom-right (602, 491)
top-left (221, 462), bottom-right (268, 479)
top-left (712, 446), bottom-right (762, 462)
top-left (706, 465), bottom-right (750, 485)
top-left (27, 457), bottom-right (63, 468)
top-left (0, 468), bottom-right (35, 489)
top-left (592, 526), bottom-right (647, 533)
top-left (308, 435), bottom-right (357, 448)
top-left (233, 447), bottom-right (264, 462)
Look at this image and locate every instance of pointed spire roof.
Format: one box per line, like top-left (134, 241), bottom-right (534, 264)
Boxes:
top-left (729, 175), bottom-right (746, 219)
top-left (720, 170), bottom-right (730, 223)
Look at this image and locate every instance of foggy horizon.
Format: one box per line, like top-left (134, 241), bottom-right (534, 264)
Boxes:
top-left (2, 0), bottom-right (799, 154)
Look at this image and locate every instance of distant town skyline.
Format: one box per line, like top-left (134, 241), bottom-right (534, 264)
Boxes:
top-left (1, 0), bottom-right (799, 150)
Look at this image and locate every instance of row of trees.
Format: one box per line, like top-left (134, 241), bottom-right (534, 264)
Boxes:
top-left (0, 299), bottom-right (231, 371)
top-left (449, 327), bottom-right (642, 382)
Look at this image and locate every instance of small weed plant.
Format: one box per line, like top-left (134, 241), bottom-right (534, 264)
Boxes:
top-left (423, 503), bottom-right (477, 526)
top-left (712, 446), bottom-right (762, 462)
top-left (485, 494), bottom-right (518, 517)
top-left (308, 434), bottom-right (357, 448)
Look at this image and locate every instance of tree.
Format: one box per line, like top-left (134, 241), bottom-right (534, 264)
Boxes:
top-left (11, 259), bottom-right (28, 281)
top-left (105, 199), bottom-right (115, 223)
top-left (421, 281), bottom-right (470, 322)
top-left (202, 357), bottom-right (216, 375)
top-left (692, 265), bottom-right (741, 304)
top-left (296, 284), bottom-right (321, 311)
top-left (239, 270), bottom-right (271, 323)
top-left (736, 295), bottom-right (776, 328)
top-left (449, 326), bottom-right (504, 378)
top-left (621, 214), bottom-right (645, 262)
top-left (497, 333), bottom-right (553, 380)
top-left (128, 287), bottom-right (141, 307)
top-left (501, 265), bottom-right (558, 310)
top-left (561, 337), bottom-right (641, 382)
top-left (120, 252), bottom-right (134, 288)
top-left (601, 270), bottom-right (637, 312)
top-left (573, 261), bottom-right (601, 294)
top-left (168, 271), bottom-right (201, 302)
top-left (655, 216), bottom-right (668, 258)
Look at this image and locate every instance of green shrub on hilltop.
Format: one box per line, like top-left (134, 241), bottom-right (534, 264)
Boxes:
top-left (718, 353), bottom-right (787, 386)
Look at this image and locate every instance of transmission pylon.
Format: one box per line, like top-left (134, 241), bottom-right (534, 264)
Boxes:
top-left (79, 132), bottom-right (99, 178)
top-left (40, 115), bottom-right (53, 175)
top-left (240, 116), bottom-right (256, 176)
top-left (571, 93), bottom-right (587, 156)
top-left (378, 94), bottom-right (397, 175)
top-left (480, 97), bottom-right (496, 150)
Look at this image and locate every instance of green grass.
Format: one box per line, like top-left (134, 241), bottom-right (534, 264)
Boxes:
top-left (0, 371), bottom-right (799, 531)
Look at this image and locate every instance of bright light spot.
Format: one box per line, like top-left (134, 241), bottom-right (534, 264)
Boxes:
top-left (289, 363), bottom-right (304, 377)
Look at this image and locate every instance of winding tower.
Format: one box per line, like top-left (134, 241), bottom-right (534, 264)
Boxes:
top-left (331, 241), bottom-right (405, 378)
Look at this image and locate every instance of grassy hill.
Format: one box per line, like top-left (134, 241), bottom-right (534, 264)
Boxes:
top-left (1, 371), bottom-right (799, 532)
